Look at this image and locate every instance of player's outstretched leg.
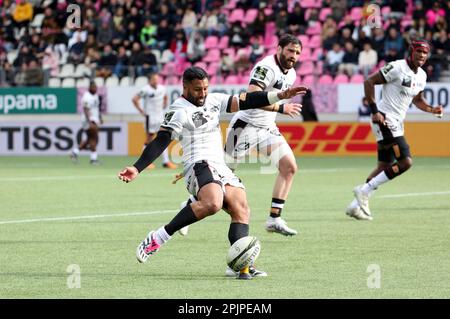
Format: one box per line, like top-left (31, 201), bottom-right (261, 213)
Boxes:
top-left (178, 195), bottom-right (197, 236)
top-left (264, 147), bottom-right (298, 236)
top-left (223, 186), bottom-right (267, 278)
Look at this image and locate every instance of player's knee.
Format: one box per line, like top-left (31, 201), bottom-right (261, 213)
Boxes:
top-left (203, 200), bottom-right (222, 215)
top-left (279, 160), bottom-right (297, 177)
top-left (401, 157), bottom-right (413, 171)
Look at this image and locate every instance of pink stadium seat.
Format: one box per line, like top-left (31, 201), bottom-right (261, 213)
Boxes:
top-left (223, 0), bottom-right (237, 10)
top-left (194, 61), bottom-right (208, 70)
top-left (206, 62), bottom-right (220, 76)
top-left (264, 8), bottom-right (273, 16)
top-left (160, 62), bottom-right (176, 76)
top-left (264, 34), bottom-right (278, 49)
top-left (265, 22), bottom-right (276, 38)
top-left (297, 61), bottom-right (315, 76)
top-left (165, 76), bottom-right (179, 85)
top-left (319, 7), bottom-right (333, 21)
top-left (204, 36), bottom-right (219, 49)
top-left (228, 8), bottom-right (245, 23)
top-left (302, 75), bottom-right (315, 86)
top-left (203, 49), bottom-right (221, 63)
top-left (350, 74), bottom-right (364, 83)
top-left (300, 47), bottom-right (313, 61)
top-left (307, 34), bottom-right (321, 48)
top-left (300, 0), bottom-right (318, 8)
top-left (224, 75), bottom-right (240, 84)
top-left (334, 74), bottom-right (349, 84)
top-left (350, 7), bottom-right (363, 21)
top-left (381, 6), bottom-right (391, 17)
top-left (218, 36), bottom-right (229, 49)
top-left (318, 75), bottom-right (333, 84)
top-left (304, 8), bottom-right (312, 20)
top-left (244, 9), bottom-right (258, 25)
top-left (312, 48), bottom-right (323, 60)
top-left (298, 35), bottom-right (309, 47)
top-left (315, 61), bottom-right (323, 74)
top-left (306, 22), bottom-right (322, 35)
top-left (294, 76), bottom-right (303, 86)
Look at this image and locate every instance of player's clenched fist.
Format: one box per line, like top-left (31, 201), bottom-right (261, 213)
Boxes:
top-left (118, 166), bottom-right (139, 183)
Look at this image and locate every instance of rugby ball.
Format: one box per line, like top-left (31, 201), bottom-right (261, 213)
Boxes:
top-left (226, 236), bottom-right (261, 272)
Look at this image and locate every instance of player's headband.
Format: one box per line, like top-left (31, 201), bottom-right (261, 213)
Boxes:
top-left (409, 40), bottom-right (431, 55)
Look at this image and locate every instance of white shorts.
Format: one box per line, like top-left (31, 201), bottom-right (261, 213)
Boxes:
top-left (370, 113), bottom-right (404, 142)
top-left (184, 160), bottom-right (245, 197)
top-left (145, 114), bottom-right (164, 133)
top-left (82, 119), bottom-right (100, 130)
top-left (224, 118), bottom-right (293, 164)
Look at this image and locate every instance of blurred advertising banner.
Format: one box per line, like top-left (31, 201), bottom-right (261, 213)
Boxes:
top-left (0, 88), bottom-right (77, 114)
top-left (338, 83), bottom-right (449, 114)
top-left (0, 121), bottom-right (127, 155)
top-left (127, 121), bottom-right (450, 157)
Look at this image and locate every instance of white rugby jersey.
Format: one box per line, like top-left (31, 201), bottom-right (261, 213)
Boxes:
top-left (161, 93), bottom-right (231, 173)
top-left (81, 91), bottom-right (100, 124)
top-left (138, 84), bottom-right (167, 117)
top-left (379, 59), bottom-right (427, 121)
top-left (234, 54), bottom-right (296, 128)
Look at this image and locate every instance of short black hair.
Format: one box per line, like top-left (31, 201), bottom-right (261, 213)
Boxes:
top-left (278, 34), bottom-right (302, 49)
top-left (147, 72), bottom-right (157, 79)
top-left (182, 66), bottom-right (208, 85)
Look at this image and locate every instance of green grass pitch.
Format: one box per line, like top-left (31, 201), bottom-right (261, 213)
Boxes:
top-left (0, 156), bottom-right (449, 298)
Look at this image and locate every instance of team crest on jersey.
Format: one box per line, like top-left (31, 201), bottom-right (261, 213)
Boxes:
top-left (253, 66), bottom-right (268, 81)
top-left (192, 111), bottom-right (208, 127)
top-left (401, 76), bottom-right (412, 88)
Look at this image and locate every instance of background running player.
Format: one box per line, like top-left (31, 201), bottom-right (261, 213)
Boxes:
top-left (346, 39), bottom-right (444, 220)
top-left (132, 73), bottom-right (177, 169)
top-left (70, 81), bottom-right (102, 165)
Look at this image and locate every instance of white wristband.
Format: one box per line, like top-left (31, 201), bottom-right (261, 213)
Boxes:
top-left (267, 91), bottom-right (281, 105)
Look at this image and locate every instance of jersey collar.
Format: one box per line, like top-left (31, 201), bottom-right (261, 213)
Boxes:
top-left (273, 54), bottom-right (289, 75)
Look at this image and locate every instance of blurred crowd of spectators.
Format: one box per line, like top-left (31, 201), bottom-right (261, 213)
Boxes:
top-left (0, 0), bottom-right (449, 87)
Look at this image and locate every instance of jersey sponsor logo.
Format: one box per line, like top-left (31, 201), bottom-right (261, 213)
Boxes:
top-left (253, 66), bottom-right (268, 81)
top-left (273, 79), bottom-right (283, 90)
top-left (401, 76), bottom-right (412, 88)
top-left (381, 63), bottom-right (394, 76)
top-left (192, 111), bottom-right (208, 128)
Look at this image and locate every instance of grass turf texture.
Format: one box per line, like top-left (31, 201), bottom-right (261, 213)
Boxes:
top-left (0, 156), bottom-right (449, 298)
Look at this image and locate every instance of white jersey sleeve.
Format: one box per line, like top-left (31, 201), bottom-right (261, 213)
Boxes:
top-left (210, 93), bottom-right (232, 113)
top-left (249, 64), bottom-right (276, 90)
top-left (380, 61), bottom-right (402, 83)
top-left (160, 108), bottom-right (188, 139)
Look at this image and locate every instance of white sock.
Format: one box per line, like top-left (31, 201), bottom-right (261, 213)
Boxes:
top-left (90, 152), bottom-right (98, 161)
top-left (162, 148), bottom-right (170, 164)
top-left (362, 171), bottom-right (390, 193)
top-left (73, 148), bottom-right (80, 155)
top-left (154, 226), bottom-right (171, 245)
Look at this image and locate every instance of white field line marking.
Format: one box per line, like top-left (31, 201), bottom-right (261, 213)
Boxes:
top-left (379, 191), bottom-right (450, 198)
top-left (1, 164), bottom-right (448, 182)
top-left (0, 168), bottom-right (360, 182)
top-left (0, 210), bottom-right (178, 225)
